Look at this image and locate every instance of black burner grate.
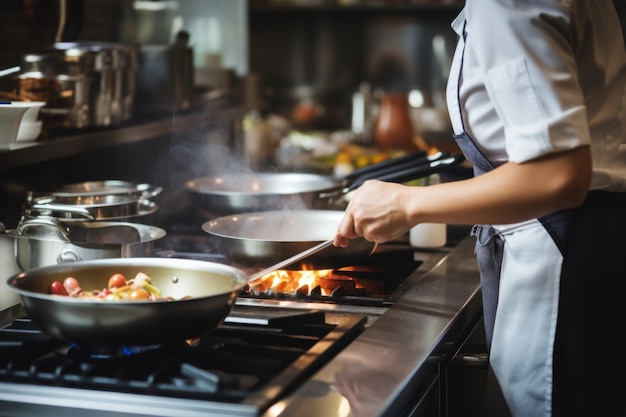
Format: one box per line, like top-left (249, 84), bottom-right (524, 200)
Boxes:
top-left (0, 306), bottom-right (365, 412)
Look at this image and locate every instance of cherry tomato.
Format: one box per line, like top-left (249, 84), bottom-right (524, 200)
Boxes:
top-left (63, 277), bottom-right (81, 294)
top-left (108, 273), bottom-right (127, 289)
top-left (50, 281), bottom-right (69, 296)
top-left (129, 288), bottom-right (150, 300)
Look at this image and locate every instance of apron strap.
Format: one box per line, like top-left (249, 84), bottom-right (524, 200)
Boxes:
top-left (471, 224), bottom-right (504, 350)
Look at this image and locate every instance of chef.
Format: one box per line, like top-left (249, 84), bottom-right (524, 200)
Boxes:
top-left (334, 1), bottom-right (626, 416)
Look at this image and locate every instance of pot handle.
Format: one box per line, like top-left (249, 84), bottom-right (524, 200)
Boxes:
top-left (138, 184), bottom-right (163, 198)
top-left (57, 249), bottom-right (83, 264)
top-left (17, 216), bottom-right (71, 241)
top-left (27, 201), bottom-right (96, 220)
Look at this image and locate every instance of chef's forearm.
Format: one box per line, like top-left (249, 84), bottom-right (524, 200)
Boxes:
top-left (406, 145), bottom-right (592, 226)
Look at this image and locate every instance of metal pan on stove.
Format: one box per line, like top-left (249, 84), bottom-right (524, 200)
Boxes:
top-left (186, 152), bottom-right (465, 217)
top-left (6, 258), bottom-right (249, 345)
top-left (202, 210), bottom-right (374, 268)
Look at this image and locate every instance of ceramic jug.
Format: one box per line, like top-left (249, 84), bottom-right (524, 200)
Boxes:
top-left (373, 93), bottom-right (417, 152)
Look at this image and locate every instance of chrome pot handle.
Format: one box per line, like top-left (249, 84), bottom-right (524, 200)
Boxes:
top-left (16, 216), bottom-right (71, 241)
top-left (26, 201), bottom-right (96, 221)
top-left (57, 249), bottom-right (83, 264)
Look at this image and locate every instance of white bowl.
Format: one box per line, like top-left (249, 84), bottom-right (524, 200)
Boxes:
top-left (17, 120), bottom-right (43, 142)
top-left (16, 101), bottom-right (46, 123)
top-left (0, 103), bottom-right (30, 147)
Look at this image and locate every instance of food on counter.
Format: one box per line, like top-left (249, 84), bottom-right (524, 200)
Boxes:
top-left (48, 272), bottom-right (189, 301)
top-left (327, 143), bottom-right (406, 177)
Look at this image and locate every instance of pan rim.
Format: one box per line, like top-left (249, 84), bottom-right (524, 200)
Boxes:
top-left (185, 173), bottom-right (340, 196)
top-left (202, 210), bottom-right (344, 242)
top-left (6, 257), bottom-right (249, 304)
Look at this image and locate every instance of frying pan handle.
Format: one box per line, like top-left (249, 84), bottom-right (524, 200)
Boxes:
top-left (344, 151), bottom-right (450, 192)
top-left (368, 153), bottom-right (466, 186)
top-left (343, 150), bottom-right (427, 182)
top-left (317, 153), bottom-right (466, 200)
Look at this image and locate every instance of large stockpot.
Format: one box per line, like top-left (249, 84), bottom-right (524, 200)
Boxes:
top-left (6, 258), bottom-right (249, 345)
top-left (202, 210), bottom-right (374, 268)
top-left (4, 217), bottom-right (166, 271)
top-left (186, 152), bottom-right (465, 217)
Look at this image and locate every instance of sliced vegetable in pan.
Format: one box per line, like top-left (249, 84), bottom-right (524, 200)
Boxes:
top-left (49, 272), bottom-right (190, 301)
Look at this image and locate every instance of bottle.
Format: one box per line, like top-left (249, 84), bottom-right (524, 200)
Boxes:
top-left (351, 82), bottom-right (374, 143)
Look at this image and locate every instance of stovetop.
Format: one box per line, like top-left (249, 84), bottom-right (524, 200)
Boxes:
top-left (0, 304), bottom-right (366, 417)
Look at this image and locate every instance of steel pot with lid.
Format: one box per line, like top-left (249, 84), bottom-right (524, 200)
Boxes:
top-left (23, 180), bottom-right (161, 221)
top-left (5, 216), bottom-right (166, 271)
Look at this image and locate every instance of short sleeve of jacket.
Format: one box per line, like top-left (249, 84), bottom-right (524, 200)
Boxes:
top-left (465, 0), bottom-right (591, 163)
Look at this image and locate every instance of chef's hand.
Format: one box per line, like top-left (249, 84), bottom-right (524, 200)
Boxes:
top-left (334, 180), bottom-right (414, 247)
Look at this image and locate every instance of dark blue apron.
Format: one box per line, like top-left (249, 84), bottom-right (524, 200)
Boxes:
top-left (453, 22), bottom-right (626, 417)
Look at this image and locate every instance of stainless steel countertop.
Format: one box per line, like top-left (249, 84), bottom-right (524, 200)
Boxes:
top-left (265, 234), bottom-right (482, 417)
top-left (0, 232), bottom-right (481, 417)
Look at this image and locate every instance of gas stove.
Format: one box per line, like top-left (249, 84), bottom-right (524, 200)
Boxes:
top-left (0, 224), bottom-right (482, 417)
top-left (0, 304), bottom-right (365, 417)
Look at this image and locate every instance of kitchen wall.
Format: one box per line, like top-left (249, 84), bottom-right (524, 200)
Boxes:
top-left (248, 2), bottom-right (461, 129)
top-left (0, 0), bottom-right (248, 83)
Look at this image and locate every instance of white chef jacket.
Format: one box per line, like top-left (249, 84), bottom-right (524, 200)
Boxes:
top-left (446, 0), bottom-right (626, 192)
top-left (445, 2), bottom-right (626, 417)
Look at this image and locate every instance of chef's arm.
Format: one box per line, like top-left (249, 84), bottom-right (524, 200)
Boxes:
top-left (413, 145), bottom-right (592, 225)
top-left (334, 145), bottom-right (591, 246)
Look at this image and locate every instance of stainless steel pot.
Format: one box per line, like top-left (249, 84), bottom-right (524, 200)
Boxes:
top-left (5, 217), bottom-right (166, 271)
top-left (24, 180), bottom-right (161, 221)
top-left (202, 210), bottom-right (374, 268)
top-left (52, 180), bottom-right (162, 199)
top-left (6, 257), bottom-right (248, 345)
top-left (17, 41), bottom-right (137, 128)
top-left (24, 194), bottom-right (158, 221)
top-left (0, 223), bottom-right (21, 309)
top-left (186, 152), bottom-right (465, 217)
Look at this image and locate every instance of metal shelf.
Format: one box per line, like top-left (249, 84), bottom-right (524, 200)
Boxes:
top-left (250, 1), bottom-right (463, 12)
top-left (0, 107), bottom-right (242, 174)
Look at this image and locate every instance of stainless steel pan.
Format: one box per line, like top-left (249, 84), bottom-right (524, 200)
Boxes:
top-left (7, 257), bottom-right (249, 345)
top-left (186, 152), bottom-right (465, 217)
top-left (202, 210), bottom-right (374, 268)
top-left (50, 180), bottom-right (162, 199)
top-left (3, 217), bottom-right (166, 271)
top-left (6, 241), bottom-right (340, 346)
